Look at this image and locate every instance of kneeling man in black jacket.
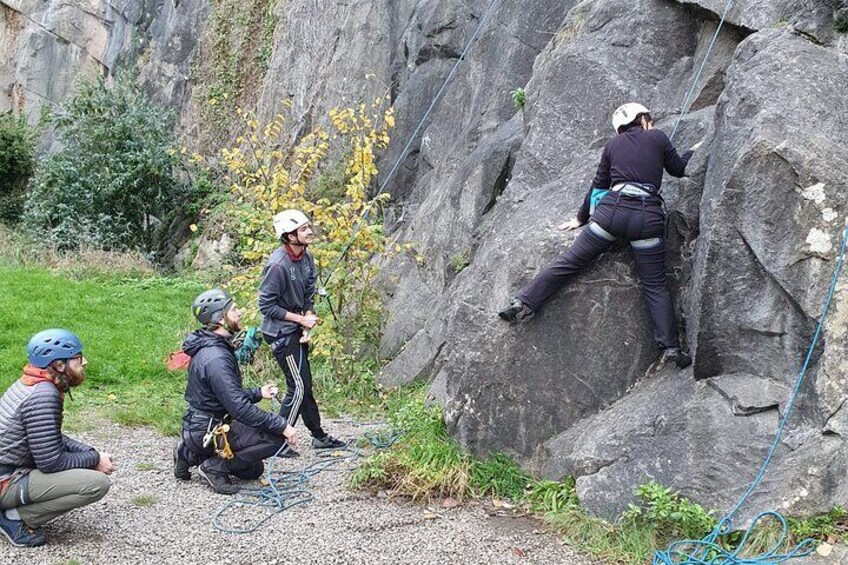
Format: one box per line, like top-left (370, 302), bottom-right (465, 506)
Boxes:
top-left (174, 289), bottom-right (298, 494)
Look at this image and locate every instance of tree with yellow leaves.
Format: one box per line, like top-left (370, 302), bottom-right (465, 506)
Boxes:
top-left (214, 97), bottom-right (395, 382)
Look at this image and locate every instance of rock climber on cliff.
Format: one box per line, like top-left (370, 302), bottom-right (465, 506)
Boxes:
top-left (498, 103), bottom-right (700, 369)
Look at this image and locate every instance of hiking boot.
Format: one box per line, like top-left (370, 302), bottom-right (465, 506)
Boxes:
top-left (311, 435), bottom-right (347, 449)
top-left (664, 347), bottom-right (692, 369)
top-left (0, 511), bottom-right (47, 548)
top-left (173, 443), bottom-right (191, 480)
top-left (198, 462), bottom-right (239, 495)
top-left (498, 298), bottom-right (534, 323)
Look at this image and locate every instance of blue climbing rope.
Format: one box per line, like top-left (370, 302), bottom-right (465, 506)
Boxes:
top-left (669, 0), bottom-right (735, 142)
top-left (654, 222), bottom-right (848, 564)
top-left (211, 444), bottom-right (360, 534)
top-left (210, 422), bottom-right (406, 533)
top-left (317, 0), bottom-right (505, 289)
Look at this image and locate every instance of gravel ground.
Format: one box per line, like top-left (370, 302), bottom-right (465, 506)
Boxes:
top-left (1, 419), bottom-right (592, 565)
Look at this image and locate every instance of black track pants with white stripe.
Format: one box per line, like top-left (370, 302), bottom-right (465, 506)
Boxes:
top-left (270, 330), bottom-right (326, 439)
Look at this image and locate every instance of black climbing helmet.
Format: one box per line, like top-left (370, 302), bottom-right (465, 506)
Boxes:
top-left (193, 289), bottom-right (234, 328)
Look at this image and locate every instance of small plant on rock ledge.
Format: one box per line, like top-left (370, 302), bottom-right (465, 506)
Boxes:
top-left (449, 251), bottom-right (470, 273)
top-left (511, 87), bottom-right (526, 109)
top-left (835, 15), bottom-right (848, 34)
top-left (773, 16), bottom-right (790, 28)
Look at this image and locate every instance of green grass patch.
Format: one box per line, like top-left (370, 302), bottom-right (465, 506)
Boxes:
top-left (351, 391), bottom-right (844, 564)
top-left (0, 264), bottom-right (201, 435)
top-left (132, 494), bottom-right (157, 507)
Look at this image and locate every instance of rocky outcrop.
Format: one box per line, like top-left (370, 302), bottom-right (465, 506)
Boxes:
top-left (377, 0), bottom-right (848, 522)
top-left (0, 0), bottom-right (205, 133)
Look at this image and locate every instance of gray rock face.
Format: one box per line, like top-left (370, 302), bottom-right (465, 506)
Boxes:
top-left (385, 0), bottom-right (740, 454)
top-left (379, 0), bottom-right (848, 521)
top-left (680, 0), bottom-right (838, 43)
top-left (534, 28), bottom-right (848, 520)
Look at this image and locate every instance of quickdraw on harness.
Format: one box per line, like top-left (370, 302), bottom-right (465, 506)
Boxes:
top-left (203, 418), bottom-right (234, 460)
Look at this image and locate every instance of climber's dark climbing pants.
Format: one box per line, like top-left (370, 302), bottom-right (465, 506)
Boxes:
top-left (517, 191), bottom-right (679, 349)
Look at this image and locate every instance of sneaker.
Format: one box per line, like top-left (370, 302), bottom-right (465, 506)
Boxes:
top-left (0, 511), bottom-right (47, 547)
top-left (173, 443), bottom-right (191, 480)
top-left (498, 298), bottom-right (534, 323)
top-left (275, 444), bottom-right (300, 458)
top-left (197, 462), bottom-right (240, 495)
top-left (311, 435), bottom-right (347, 449)
top-left (664, 347), bottom-right (692, 369)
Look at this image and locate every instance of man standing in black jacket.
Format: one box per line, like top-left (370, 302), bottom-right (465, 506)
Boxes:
top-left (258, 209), bottom-right (346, 454)
top-left (0, 329), bottom-right (114, 547)
top-left (174, 289), bottom-right (298, 494)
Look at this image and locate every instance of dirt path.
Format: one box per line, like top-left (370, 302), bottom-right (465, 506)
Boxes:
top-left (1, 419), bottom-right (593, 565)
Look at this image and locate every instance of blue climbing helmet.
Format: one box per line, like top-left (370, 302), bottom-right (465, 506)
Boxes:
top-left (26, 329), bottom-right (84, 369)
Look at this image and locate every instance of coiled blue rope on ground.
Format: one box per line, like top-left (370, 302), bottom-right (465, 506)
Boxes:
top-left (211, 445), bottom-right (360, 534)
top-left (211, 430), bottom-right (404, 534)
top-left (654, 223), bottom-right (848, 564)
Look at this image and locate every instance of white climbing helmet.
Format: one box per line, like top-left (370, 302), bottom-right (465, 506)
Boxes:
top-left (611, 102), bottom-right (650, 133)
top-left (273, 209), bottom-right (310, 239)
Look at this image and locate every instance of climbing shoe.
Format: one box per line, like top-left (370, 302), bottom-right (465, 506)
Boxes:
top-left (498, 298), bottom-right (534, 323)
top-left (0, 511), bottom-right (47, 548)
top-left (173, 443), bottom-right (191, 480)
top-left (198, 462), bottom-right (240, 495)
top-left (664, 347), bottom-right (692, 369)
top-left (311, 435), bottom-right (347, 449)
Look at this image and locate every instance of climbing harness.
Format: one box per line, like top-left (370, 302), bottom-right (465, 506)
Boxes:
top-left (654, 221), bottom-right (848, 564)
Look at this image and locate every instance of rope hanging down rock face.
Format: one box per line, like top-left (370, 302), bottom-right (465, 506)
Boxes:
top-left (659, 0), bottom-right (848, 562)
top-left (653, 219), bottom-right (847, 565)
top-left (317, 0), bottom-right (506, 291)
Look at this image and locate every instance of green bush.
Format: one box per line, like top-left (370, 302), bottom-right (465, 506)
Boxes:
top-left (471, 453), bottom-right (530, 501)
top-left (0, 112), bottom-right (37, 225)
top-left (527, 478), bottom-right (579, 513)
top-left (788, 506), bottom-right (847, 541)
top-left (24, 78), bottom-right (185, 252)
top-left (622, 480), bottom-right (717, 541)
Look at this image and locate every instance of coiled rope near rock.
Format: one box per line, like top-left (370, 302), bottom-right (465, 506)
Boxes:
top-left (211, 431), bottom-right (404, 534)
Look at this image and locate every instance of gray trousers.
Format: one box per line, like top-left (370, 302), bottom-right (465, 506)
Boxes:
top-left (0, 469), bottom-right (110, 528)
